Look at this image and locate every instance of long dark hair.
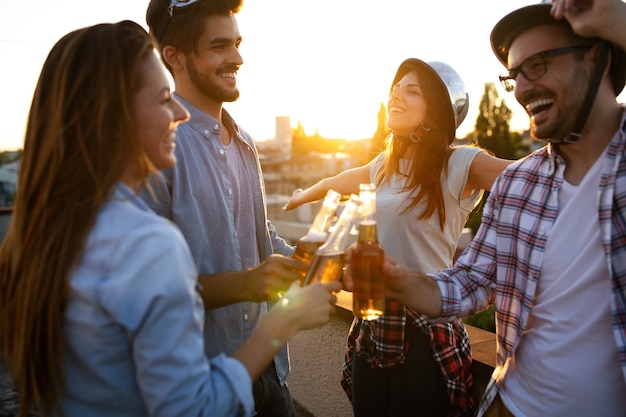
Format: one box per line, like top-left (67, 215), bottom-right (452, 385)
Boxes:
top-left (0, 21), bottom-right (156, 417)
top-left (373, 65), bottom-right (456, 231)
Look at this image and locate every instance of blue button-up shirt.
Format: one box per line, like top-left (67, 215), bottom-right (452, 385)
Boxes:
top-left (142, 94), bottom-right (293, 383)
top-left (432, 109), bottom-right (626, 416)
top-left (62, 183), bottom-right (254, 416)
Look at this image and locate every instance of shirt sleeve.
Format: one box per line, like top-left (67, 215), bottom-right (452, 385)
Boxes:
top-left (446, 146), bottom-right (483, 211)
top-left (430, 187), bottom-right (499, 321)
top-left (99, 221), bottom-right (255, 417)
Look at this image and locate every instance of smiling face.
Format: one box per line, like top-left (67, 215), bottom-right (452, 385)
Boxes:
top-left (130, 52), bottom-right (189, 184)
top-left (508, 24), bottom-right (592, 141)
top-left (386, 71), bottom-right (428, 137)
top-left (183, 14), bottom-right (243, 105)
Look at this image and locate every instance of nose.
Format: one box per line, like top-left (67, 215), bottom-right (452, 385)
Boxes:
top-left (513, 73), bottom-right (534, 103)
top-left (230, 46), bottom-right (244, 66)
top-left (173, 97), bottom-right (190, 124)
top-left (389, 88), bottom-right (404, 105)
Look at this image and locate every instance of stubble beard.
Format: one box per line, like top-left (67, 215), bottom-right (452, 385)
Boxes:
top-left (531, 64), bottom-right (590, 142)
top-left (188, 60), bottom-right (240, 103)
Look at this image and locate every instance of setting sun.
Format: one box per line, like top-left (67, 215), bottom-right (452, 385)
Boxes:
top-left (2, 0), bottom-right (624, 151)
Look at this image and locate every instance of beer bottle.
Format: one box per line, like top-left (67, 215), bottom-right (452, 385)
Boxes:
top-left (293, 189), bottom-right (342, 266)
top-left (352, 183), bottom-right (385, 320)
top-left (303, 194), bottom-right (360, 286)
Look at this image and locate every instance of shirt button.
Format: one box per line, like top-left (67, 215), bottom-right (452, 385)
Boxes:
top-left (219, 149), bottom-right (225, 155)
top-left (214, 123), bottom-right (219, 130)
top-left (228, 188), bottom-right (232, 195)
top-left (243, 314), bottom-right (249, 321)
top-left (203, 129), bottom-right (209, 135)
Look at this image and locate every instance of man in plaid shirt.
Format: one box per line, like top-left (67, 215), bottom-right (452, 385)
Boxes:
top-left (344, 1), bottom-right (626, 416)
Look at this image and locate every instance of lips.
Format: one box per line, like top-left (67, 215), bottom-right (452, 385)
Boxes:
top-left (388, 106), bottom-right (405, 114)
top-left (525, 97), bottom-right (554, 116)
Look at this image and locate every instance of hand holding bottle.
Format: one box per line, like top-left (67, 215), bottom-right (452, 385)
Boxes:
top-left (293, 189), bottom-right (342, 267)
top-left (303, 194), bottom-right (361, 285)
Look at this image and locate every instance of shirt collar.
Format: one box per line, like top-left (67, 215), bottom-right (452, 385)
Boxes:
top-left (173, 92), bottom-right (240, 139)
top-left (112, 182), bottom-right (151, 212)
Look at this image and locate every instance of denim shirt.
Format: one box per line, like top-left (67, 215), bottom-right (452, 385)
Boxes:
top-left (142, 94), bottom-right (293, 383)
top-left (62, 183), bottom-right (254, 416)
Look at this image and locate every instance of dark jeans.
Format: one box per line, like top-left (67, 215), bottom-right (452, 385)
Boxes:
top-left (351, 324), bottom-right (448, 417)
top-left (252, 363), bottom-right (295, 417)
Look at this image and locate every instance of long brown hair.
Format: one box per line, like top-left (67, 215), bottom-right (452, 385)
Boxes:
top-left (374, 66), bottom-right (456, 231)
top-left (0, 21), bottom-right (156, 417)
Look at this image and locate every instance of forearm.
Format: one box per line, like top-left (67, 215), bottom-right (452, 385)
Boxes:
top-left (284, 164), bottom-right (371, 210)
top-left (231, 303), bottom-right (297, 381)
top-left (231, 281), bottom-right (340, 381)
top-left (605, 2), bottom-right (626, 50)
top-left (294, 178), bottom-right (334, 207)
top-left (398, 272), bottom-right (442, 318)
top-left (197, 271), bottom-right (248, 308)
top-left (383, 264), bottom-right (442, 318)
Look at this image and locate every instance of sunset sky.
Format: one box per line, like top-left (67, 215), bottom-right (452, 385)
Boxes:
top-left (2, 0), bottom-right (624, 151)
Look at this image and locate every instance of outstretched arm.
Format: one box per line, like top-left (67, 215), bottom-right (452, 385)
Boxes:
top-left (463, 151), bottom-right (512, 198)
top-left (283, 163), bottom-right (373, 211)
top-left (551, 0), bottom-right (626, 51)
top-left (232, 280), bottom-right (341, 381)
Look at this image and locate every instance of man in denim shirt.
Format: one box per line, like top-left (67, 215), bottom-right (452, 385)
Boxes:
top-left (143, 1), bottom-right (307, 415)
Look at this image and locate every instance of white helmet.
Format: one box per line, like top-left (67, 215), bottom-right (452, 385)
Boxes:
top-left (391, 59), bottom-right (469, 143)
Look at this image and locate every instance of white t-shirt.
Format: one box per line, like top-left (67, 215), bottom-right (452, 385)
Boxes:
top-left (372, 146), bottom-right (482, 273)
top-left (500, 148), bottom-right (626, 416)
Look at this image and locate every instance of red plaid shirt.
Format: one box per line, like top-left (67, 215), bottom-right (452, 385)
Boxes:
top-left (341, 299), bottom-right (475, 417)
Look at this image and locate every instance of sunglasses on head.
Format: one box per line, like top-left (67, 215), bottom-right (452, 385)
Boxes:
top-left (167, 0), bottom-right (200, 18)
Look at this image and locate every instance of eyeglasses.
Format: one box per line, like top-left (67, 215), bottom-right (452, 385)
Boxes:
top-left (167, 0), bottom-right (200, 18)
top-left (499, 45), bottom-right (592, 92)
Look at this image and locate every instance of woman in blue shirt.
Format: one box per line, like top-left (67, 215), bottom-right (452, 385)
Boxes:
top-left (0, 20), bottom-right (340, 417)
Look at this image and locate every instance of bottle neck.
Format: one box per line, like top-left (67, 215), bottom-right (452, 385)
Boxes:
top-left (358, 220), bottom-right (378, 243)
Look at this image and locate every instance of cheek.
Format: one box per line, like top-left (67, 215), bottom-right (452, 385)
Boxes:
top-left (405, 95), bottom-right (425, 116)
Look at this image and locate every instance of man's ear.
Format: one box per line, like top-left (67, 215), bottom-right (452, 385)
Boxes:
top-left (163, 45), bottom-right (183, 70)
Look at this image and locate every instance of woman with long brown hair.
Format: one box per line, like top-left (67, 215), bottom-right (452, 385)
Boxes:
top-left (0, 20), bottom-right (339, 417)
top-left (284, 59), bottom-right (512, 416)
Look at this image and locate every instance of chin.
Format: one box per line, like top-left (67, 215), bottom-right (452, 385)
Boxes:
top-left (153, 154), bottom-right (177, 171)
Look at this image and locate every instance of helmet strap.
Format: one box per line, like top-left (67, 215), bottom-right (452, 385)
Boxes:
top-left (408, 123), bottom-right (431, 143)
top-left (554, 42), bottom-right (609, 144)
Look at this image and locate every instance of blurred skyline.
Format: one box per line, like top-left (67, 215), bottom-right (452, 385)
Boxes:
top-left (2, 0), bottom-right (624, 152)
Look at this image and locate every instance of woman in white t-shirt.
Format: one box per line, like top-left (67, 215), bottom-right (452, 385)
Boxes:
top-left (284, 59), bottom-right (512, 417)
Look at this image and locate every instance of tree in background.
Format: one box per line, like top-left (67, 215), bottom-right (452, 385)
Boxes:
top-left (472, 82), bottom-right (528, 160)
top-left (464, 82), bottom-right (532, 235)
top-left (370, 102), bottom-right (390, 157)
top-left (462, 83), bottom-right (532, 333)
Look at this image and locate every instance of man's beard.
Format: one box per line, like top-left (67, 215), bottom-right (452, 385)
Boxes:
top-left (530, 63), bottom-right (590, 142)
top-left (188, 59), bottom-right (240, 103)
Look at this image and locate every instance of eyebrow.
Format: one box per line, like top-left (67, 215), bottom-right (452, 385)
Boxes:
top-left (209, 35), bottom-right (242, 45)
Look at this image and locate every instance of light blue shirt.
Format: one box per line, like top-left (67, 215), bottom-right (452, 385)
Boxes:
top-left (61, 183), bottom-right (254, 417)
top-left (142, 94), bottom-right (293, 383)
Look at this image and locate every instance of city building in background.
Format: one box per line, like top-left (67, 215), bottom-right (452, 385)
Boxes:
top-left (0, 160), bottom-right (18, 208)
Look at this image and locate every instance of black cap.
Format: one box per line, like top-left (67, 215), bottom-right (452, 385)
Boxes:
top-left (490, 3), bottom-right (626, 95)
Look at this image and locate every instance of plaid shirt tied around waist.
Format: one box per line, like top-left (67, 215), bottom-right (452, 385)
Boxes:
top-left (341, 299), bottom-right (475, 417)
